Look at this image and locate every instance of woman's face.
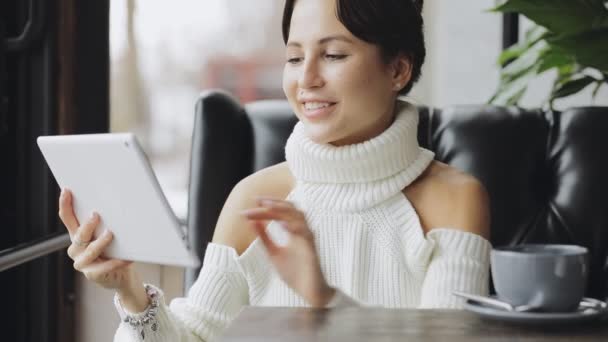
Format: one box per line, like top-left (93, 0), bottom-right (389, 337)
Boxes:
top-left (283, 0), bottom-right (404, 146)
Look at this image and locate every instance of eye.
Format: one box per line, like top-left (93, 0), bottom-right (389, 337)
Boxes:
top-left (325, 54), bottom-right (347, 61)
top-left (287, 57), bottom-right (303, 64)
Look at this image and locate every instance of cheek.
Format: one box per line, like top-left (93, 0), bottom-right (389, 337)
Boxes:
top-left (332, 70), bottom-right (385, 108)
top-left (335, 61), bottom-right (388, 94)
top-left (282, 67), bottom-right (297, 100)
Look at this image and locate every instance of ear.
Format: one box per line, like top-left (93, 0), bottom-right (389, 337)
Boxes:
top-left (390, 55), bottom-right (413, 92)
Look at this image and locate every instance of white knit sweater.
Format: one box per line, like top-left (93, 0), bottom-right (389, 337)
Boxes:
top-left (114, 101), bottom-right (492, 341)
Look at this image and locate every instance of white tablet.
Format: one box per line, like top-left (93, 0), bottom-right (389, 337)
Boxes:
top-left (37, 133), bottom-right (200, 267)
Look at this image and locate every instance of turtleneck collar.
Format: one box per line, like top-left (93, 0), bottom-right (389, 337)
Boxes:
top-left (285, 100), bottom-right (435, 212)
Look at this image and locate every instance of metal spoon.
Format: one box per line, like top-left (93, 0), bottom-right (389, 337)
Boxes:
top-left (453, 291), bottom-right (608, 313)
top-left (452, 291), bottom-right (540, 312)
top-left (581, 297), bottom-right (608, 311)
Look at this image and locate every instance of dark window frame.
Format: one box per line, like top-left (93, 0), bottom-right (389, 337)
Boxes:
top-left (0, 1), bottom-right (109, 341)
top-left (502, 13), bottom-right (519, 50)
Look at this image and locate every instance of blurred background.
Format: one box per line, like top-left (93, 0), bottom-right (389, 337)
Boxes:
top-left (108, 0), bottom-right (607, 223)
top-left (1, 1), bottom-right (606, 341)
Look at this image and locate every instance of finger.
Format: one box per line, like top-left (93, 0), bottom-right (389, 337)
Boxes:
top-left (244, 207), bottom-right (312, 239)
top-left (67, 243), bottom-right (80, 260)
top-left (73, 229), bottom-right (113, 270)
top-left (58, 189), bottom-right (80, 235)
top-left (256, 197), bottom-right (296, 209)
top-left (277, 220), bottom-right (313, 240)
top-left (251, 220), bottom-right (279, 255)
top-left (73, 212), bottom-right (100, 246)
top-left (81, 258), bottom-right (132, 282)
top-left (258, 200), bottom-right (305, 221)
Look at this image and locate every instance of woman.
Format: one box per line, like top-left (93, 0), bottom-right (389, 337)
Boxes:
top-left (59, 0), bottom-right (491, 340)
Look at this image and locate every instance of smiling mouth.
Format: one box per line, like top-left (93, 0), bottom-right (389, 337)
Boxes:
top-left (301, 102), bottom-right (337, 120)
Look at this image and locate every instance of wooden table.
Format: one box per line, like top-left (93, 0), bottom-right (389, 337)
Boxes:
top-left (218, 307), bottom-right (608, 341)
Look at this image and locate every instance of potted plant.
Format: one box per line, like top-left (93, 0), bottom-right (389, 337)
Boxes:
top-left (489, 0), bottom-right (608, 108)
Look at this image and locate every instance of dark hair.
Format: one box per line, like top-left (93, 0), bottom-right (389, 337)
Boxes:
top-left (282, 0), bottom-right (425, 95)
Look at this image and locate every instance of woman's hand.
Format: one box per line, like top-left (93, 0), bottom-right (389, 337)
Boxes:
top-left (59, 189), bottom-right (149, 312)
top-left (242, 198), bottom-right (335, 307)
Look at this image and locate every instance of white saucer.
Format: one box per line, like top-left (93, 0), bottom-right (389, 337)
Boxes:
top-left (464, 297), bottom-right (608, 324)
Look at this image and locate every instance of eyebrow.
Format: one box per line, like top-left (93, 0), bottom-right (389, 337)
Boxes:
top-left (286, 35), bottom-right (354, 48)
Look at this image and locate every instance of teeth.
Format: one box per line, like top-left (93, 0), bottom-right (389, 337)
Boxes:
top-left (304, 102), bottom-right (331, 110)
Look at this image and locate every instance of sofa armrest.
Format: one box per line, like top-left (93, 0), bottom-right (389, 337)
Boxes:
top-left (185, 90), bottom-right (254, 289)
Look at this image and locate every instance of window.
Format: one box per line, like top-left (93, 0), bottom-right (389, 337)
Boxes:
top-left (0, 1), bottom-right (109, 341)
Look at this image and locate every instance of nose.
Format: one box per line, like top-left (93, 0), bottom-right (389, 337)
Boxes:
top-left (298, 58), bottom-right (324, 89)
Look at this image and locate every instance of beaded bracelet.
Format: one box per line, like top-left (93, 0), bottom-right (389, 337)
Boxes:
top-left (114, 284), bottom-right (160, 340)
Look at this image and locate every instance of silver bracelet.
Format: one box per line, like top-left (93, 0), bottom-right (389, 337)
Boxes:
top-left (114, 284), bottom-right (160, 340)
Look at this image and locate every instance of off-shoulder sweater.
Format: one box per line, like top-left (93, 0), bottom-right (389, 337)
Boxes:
top-left (114, 100), bottom-right (491, 341)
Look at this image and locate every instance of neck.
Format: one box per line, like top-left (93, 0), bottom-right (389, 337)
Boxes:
top-left (329, 101), bottom-right (397, 147)
top-left (285, 99), bottom-right (435, 211)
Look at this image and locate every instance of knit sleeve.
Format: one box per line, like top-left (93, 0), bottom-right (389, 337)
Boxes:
top-left (418, 228), bottom-right (491, 309)
top-left (113, 243), bottom-right (249, 342)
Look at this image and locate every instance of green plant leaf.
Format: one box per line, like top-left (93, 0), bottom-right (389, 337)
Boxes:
top-left (550, 75), bottom-right (597, 101)
top-left (536, 47), bottom-right (575, 74)
top-left (490, 54), bottom-right (542, 106)
top-left (591, 81), bottom-right (605, 100)
top-left (499, 40), bottom-right (547, 82)
top-left (523, 24), bottom-right (548, 43)
top-left (490, 1), bottom-right (608, 106)
top-left (556, 63), bottom-right (577, 81)
top-left (490, 39), bottom-right (550, 105)
top-left (546, 69), bottom-right (580, 108)
top-left (498, 45), bottom-right (525, 67)
top-left (504, 85), bottom-right (528, 106)
top-left (548, 28), bottom-right (608, 73)
top-left (491, 0), bottom-right (608, 34)
top-left (498, 26), bottom-right (547, 66)
top-left (489, 70), bottom-right (535, 106)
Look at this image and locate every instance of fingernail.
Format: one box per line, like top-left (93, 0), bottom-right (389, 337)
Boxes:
top-left (91, 212), bottom-right (98, 220)
top-left (104, 229), bottom-right (112, 237)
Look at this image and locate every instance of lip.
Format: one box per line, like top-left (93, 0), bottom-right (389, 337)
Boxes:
top-left (300, 100), bottom-right (337, 121)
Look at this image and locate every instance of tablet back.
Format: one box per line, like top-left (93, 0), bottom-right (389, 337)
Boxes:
top-left (37, 133), bottom-right (200, 267)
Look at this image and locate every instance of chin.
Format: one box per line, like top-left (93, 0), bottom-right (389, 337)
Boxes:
top-left (297, 111), bottom-right (350, 145)
top-left (301, 125), bottom-right (339, 145)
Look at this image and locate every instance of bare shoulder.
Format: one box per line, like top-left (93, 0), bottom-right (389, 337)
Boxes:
top-left (212, 162), bottom-right (294, 255)
top-left (404, 161), bottom-right (490, 239)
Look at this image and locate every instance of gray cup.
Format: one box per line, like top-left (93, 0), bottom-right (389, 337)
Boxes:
top-left (491, 244), bottom-right (588, 312)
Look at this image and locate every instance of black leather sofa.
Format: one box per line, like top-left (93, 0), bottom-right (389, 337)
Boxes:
top-left (185, 89), bottom-right (608, 300)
